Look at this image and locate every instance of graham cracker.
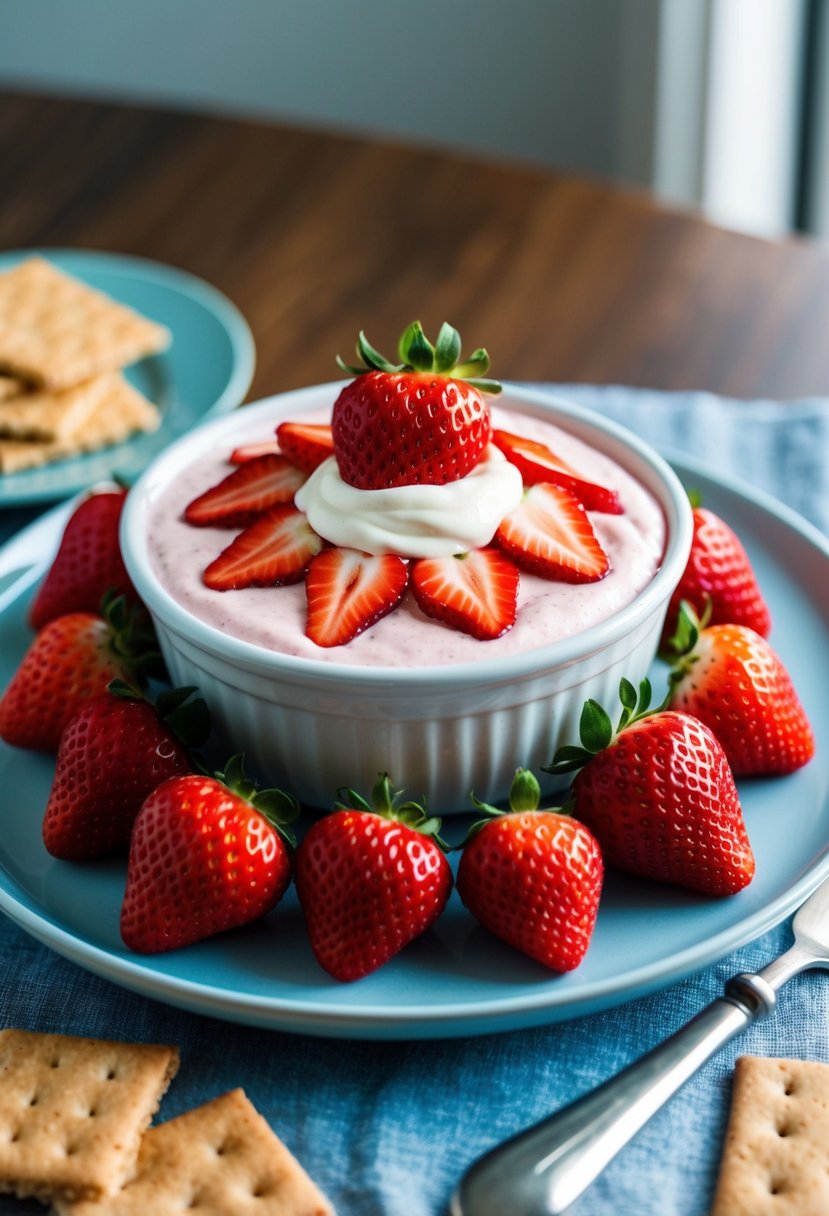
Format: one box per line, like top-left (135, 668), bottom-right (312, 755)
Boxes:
top-left (0, 375), bottom-right (113, 442)
top-left (0, 257), bottom-right (170, 390)
top-left (0, 1028), bottom-right (179, 1205)
top-left (710, 1055), bottom-right (829, 1215)
top-left (0, 374), bottom-right (22, 401)
top-left (0, 372), bottom-right (160, 474)
top-left (54, 1088), bottom-right (335, 1216)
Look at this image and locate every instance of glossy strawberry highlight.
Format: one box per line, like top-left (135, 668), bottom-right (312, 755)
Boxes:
top-left (457, 769), bottom-right (603, 972)
top-left (295, 773), bottom-right (452, 981)
top-left (548, 679), bottom-right (755, 897)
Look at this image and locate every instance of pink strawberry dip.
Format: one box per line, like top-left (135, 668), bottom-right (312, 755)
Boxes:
top-left (147, 404), bottom-right (666, 668)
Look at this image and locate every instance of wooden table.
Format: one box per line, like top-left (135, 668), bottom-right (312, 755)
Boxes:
top-left (4, 90), bottom-right (829, 402)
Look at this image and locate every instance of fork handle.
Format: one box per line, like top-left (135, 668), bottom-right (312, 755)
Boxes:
top-left (451, 974), bottom-right (776, 1216)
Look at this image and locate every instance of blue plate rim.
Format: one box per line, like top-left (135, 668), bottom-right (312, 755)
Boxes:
top-left (0, 448), bottom-right (827, 1038)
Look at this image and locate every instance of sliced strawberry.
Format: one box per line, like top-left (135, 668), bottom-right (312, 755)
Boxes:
top-left (492, 430), bottom-right (623, 514)
top-left (203, 506), bottom-right (322, 590)
top-left (410, 548), bottom-right (519, 640)
top-left (184, 454), bottom-right (307, 528)
top-left (305, 548), bottom-right (409, 647)
top-left (496, 483), bottom-right (610, 583)
top-left (276, 421), bottom-right (335, 473)
top-left (229, 439), bottom-right (282, 464)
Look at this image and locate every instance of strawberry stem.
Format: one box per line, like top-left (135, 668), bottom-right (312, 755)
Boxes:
top-left (216, 753), bottom-right (300, 847)
top-left (101, 591), bottom-right (166, 682)
top-left (334, 771), bottom-right (447, 845)
top-left (105, 679), bottom-right (211, 749)
top-left (545, 677), bottom-right (668, 776)
top-left (462, 767), bottom-right (566, 844)
top-left (336, 321), bottom-right (502, 394)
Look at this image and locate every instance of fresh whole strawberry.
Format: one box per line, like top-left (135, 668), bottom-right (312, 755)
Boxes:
top-left (0, 593), bottom-right (160, 752)
top-left (661, 502), bottom-right (771, 644)
top-left (29, 487), bottom-right (137, 630)
top-left (666, 603), bottom-right (814, 776)
top-left (547, 679), bottom-right (755, 896)
top-left (332, 321), bottom-right (496, 489)
top-left (457, 768), bottom-right (603, 972)
top-left (120, 755), bottom-right (298, 953)
top-left (294, 773), bottom-right (453, 981)
top-left (42, 682), bottom-right (210, 861)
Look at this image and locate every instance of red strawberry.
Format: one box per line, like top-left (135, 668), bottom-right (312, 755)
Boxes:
top-left (305, 548), bottom-right (408, 647)
top-left (295, 773), bottom-right (452, 980)
top-left (662, 504), bottom-right (771, 644)
top-left (547, 680), bottom-right (755, 896)
top-left (457, 768), bottom-right (603, 972)
top-left (492, 430), bottom-right (623, 514)
top-left (495, 483), bottom-right (610, 582)
top-left (43, 682), bottom-right (209, 861)
top-left (184, 453), bottom-right (307, 528)
top-left (666, 604), bottom-right (814, 776)
top-left (29, 487), bottom-right (137, 630)
top-left (120, 756), bottom-right (298, 953)
top-left (203, 505), bottom-right (323, 590)
top-left (276, 421), bottom-right (335, 473)
top-left (410, 547), bottom-right (520, 640)
top-left (229, 439), bottom-right (282, 463)
top-left (332, 321), bottom-right (495, 489)
top-left (0, 594), bottom-right (158, 752)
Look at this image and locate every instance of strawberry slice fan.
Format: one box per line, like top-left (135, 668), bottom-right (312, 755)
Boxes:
top-left (183, 320), bottom-right (619, 648)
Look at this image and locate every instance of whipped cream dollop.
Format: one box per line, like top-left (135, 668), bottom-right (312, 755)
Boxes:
top-left (294, 446), bottom-right (524, 557)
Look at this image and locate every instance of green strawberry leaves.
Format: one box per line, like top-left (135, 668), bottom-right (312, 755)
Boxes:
top-left (545, 677), bottom-right (665, 775)
top-left (217, 753), bottom-right (301, 847)
top-left (335, 771), bottom-right (447, 845)
top-left (461, 766), bottom-right (566, 843)
top-left (337, 320), bottom-right (502, 394)
top-left (106, 679), bottom-right (212, 750)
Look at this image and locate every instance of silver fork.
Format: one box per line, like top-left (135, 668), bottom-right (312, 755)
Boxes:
top-left (451, 873), bottom-right (829, 1216)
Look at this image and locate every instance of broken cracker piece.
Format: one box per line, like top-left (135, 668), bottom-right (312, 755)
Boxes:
top-left (0, 372), bottom-right (160, 474)
top-left (0, 374), bottom-right (22, 401)
top-left (54, 1088), bottom-right (335, 1216)
top-left (0, 374), bottom-right (114, 442)
top-left (0, 257), bottom-right (170, 390)
top-left (0, 1028), bottom-right (179, 1205)
top-left (710, 1055), bottom-right (829, 1216)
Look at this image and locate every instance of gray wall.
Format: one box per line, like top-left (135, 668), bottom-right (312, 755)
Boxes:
top-left (0, 0), bottom-right (662, 186)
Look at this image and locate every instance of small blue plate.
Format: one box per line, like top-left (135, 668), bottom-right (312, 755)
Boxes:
top-left (0, 454), bottom-right (827, 1039)
top-left (0, 249), bottom-right (255, 506)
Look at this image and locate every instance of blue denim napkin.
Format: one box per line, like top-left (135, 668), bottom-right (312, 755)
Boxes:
top-left (1, 384), bottom-right (828, 1216)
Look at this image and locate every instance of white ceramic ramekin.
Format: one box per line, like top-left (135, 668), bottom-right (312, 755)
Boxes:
top-left (121, 383), bottom-right (692, 812)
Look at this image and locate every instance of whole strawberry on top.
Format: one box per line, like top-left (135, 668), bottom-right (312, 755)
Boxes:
top-left (0, 592), bottom-right (161, 752)
top-left (29, 486), bottom-right (138, 631)
top-left (43, 682), bottom-right (210, 861)
top-left (332, 321), bottom-right (498, 489)
top-left (661, 500), bottom-right (771, 644)
top-left (665, 602), bottom-right (814, 777)
top-left (547, 679), bottom-right (755, 897)
top-left (457, 768), bottom-right (603, 972)
top-left (295, 773), bottom-right (453, 981)
top-left (121, 755), bottom-right (298, 953)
